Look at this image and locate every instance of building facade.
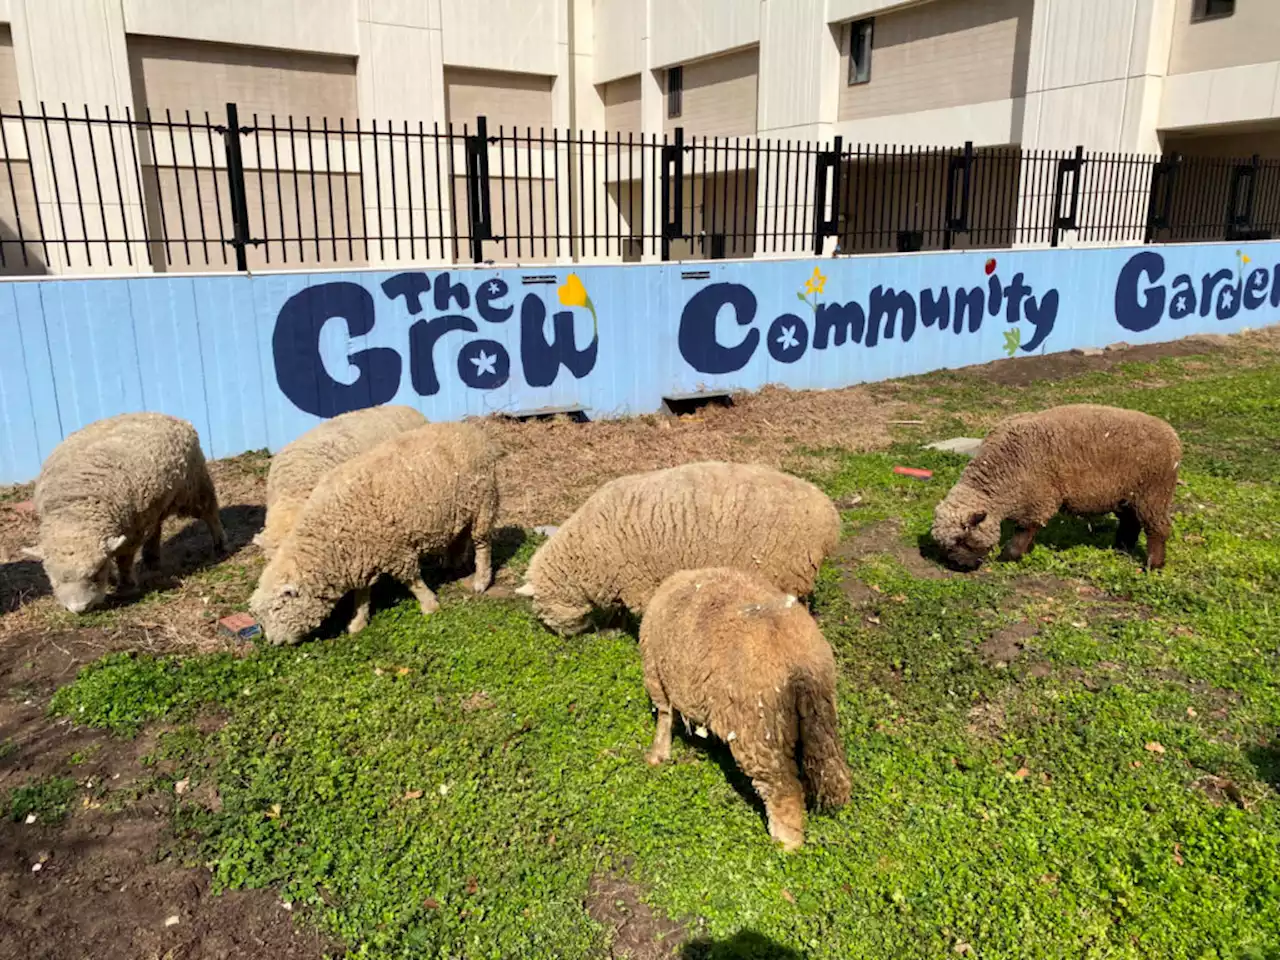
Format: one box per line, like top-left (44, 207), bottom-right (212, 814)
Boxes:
top-left (0, 0), bottom-right (1275, 273)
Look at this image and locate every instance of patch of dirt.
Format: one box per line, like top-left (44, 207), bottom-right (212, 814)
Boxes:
top-left (585, 872), bottom-right (686, 960)
top-left (0, 624), bottom-right (335, 960)
top-left (966, 701), bottom-right (1007, 740)
top-left (833, 520), bottom-right (953, 581)
top-left (1189, 774), bottom-right (1246, 809)
top-left (493, 383), bottom-right (903, 526)
top-left (964, 327), bottom-right (1280, 388)
top-left (978, 622), bottom-right (1039, 668)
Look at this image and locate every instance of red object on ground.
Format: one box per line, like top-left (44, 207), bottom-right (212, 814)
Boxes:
top-left (893, 466), bottom-right (933, 480)
top-left (217, 612), bottom-right (262, 641)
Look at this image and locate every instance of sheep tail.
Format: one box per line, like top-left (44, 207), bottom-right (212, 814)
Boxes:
top-left (794, 668), bottom-right (851, 811)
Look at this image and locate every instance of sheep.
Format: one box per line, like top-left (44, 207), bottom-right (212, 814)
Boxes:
top-left (639, 567), bottom-right (851, 851)
top-left (256, 404), bottom-right (427, 559)
top-left (249, 421), bottom-right (501, 646)
top-left (931, 404), bottom-right (1182, 571)
top-left (515, 461), bottom-right (841, 635)
top-left (27, 412), bottom-right (226, 613)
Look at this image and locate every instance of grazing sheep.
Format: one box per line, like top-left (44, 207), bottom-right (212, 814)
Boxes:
top-left (250, 422), bottom-right (500, 645)
top-left (516, 461), bottom-right (841, 635)
top-left (256, 404), bottom-right (427, 559)
top-left (640, 567), bottom-right (851, 851)
top-left (28, 412), bottom-right (226, 613)
top-left (931, 404), bottom-right (1181, 571)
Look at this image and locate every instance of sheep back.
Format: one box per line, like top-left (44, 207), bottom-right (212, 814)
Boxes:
top-left (525, 461), bottom-right (840, 633)
top-left (259, 404), bottom-right (427, 556)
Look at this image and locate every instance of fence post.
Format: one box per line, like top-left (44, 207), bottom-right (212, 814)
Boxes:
top-left (943, 140), bottom-right (973, 251)
top-left (811, 136), bottom-right (842, 256)
top-left (1050, 144), bottom-right (1085, 248)
top-left (465, 115), bottom-right (494, 263)
top-left (1144, 153), bottom-right (1180, 243)
top-left (222, 102), bottom-right (251, 272)
top-left (660, 126), bottom-right (684, 261)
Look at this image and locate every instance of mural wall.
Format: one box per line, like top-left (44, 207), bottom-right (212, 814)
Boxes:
top-left (2, 241), bottom-right (1279, 483)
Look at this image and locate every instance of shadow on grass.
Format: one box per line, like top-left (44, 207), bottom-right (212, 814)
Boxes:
top-left (681, 930), bottom-right (804, 959)
top-left (670, 725), bottom-right (767, 827)
top-left (1246, 741), bottom-right (1280, 791)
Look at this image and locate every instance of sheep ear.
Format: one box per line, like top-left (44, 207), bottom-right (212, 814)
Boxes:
top-left (966, 511), bottom-right (988, 528)
top-left (103, 534), bottom-right (128, 554)
top-left (21, 545), bottom-right (43, 561)
top-left (514, 582), bottom-right (537, 598)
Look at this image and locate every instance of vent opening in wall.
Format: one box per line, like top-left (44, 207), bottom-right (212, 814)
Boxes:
top-left (667, 65), bottom-right (683, 118)
top-left (1191, 0), bottom-right (1234, 22)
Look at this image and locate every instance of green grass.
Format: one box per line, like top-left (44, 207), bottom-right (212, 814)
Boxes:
top-left (49, 344), bottom-right (1280, 959)
top-left (7, 776), bottom-right (77, 824)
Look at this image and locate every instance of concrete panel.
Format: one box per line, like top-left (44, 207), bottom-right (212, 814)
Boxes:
top-left (650, 0), bottom-right (760, 70)
top-left (593, 0), bottom-right (645, 83)
top-left (439, 0), bottom-right (558, 75)
top-left (1169, 0), bottom-right (1280, 76)
top-left (123, 0), bottom-right (359, 57)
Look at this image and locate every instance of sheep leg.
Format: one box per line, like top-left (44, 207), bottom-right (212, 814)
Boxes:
top-left (642, 658), bottom-right (673, 765)
top-left (142, 527), bottom-right (163, 567)
top-left (999, 523), bottom-right (1041, 562)
top-left (408, 578), bottom-right (440, 616)
top-left (195, 473), bottom-right (228, 554)
top-left (472, 537), bottom-right (493, 594)
top-left (115, 551), bottom-right (138, 594)
top-left (347, 586), bottom-right (372, 634)
top-left (1115, 504), bottom-right (1141, 553)
top-left (749, 769), bottom-right (807, 852)
top-left (1145, 531), bottom-right (1167, 570)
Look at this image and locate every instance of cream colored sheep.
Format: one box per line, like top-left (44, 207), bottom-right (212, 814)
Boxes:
top-left (28, 412), bottom-right (225, 612)
top-left (249, 422), bottom-right (500, 645)
top-left (640, 567), bottom-right (851, 851)
top-left (931, 404), bottom-right (1181, 571)
top-left (516, 461), bottom-right (841, 635)
top-left (256, 404), bottom-right (427, 558)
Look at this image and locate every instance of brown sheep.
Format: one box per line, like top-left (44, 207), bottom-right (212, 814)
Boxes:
top-left (516, 462), bottom-right (841, 635)
top-left (639, 567), bottom-right (851, 851)
top-left (931, 404), bottom-right (1181, 571)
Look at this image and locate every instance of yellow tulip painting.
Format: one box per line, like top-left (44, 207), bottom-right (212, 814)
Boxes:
top-left (797, 266), bottom-right (828, 313)
top-left (557, 272), bottom-right (598, 338)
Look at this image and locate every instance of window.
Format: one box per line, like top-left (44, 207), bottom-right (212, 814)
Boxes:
top-left (667, 65), bottom-right (683, 119)
top-left (847, 19), bottom-right (873, 85)
top-left (1192, 0), bottom-right (1234, 21)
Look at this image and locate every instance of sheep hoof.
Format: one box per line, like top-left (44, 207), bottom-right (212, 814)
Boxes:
top-left (347, 616), bottom-right (369, 634)
top-left (472, 575), bottom-right (492, 594)
top-left (645, 750), bottom-right (668, 767)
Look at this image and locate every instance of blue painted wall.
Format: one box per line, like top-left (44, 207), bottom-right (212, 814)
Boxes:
top-left (2, 241), bottom-right (1278, 484)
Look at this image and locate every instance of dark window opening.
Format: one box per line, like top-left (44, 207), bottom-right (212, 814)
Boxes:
top-left (848, 19), bottom-right (873, 85)
top-left (667, 66), bottom-right (683, 118)
top-left (1192, 0), bottom-right (1234, 22)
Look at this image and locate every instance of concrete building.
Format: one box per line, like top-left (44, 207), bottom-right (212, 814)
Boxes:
top-left (0, 0), bottom-right (1276, 272)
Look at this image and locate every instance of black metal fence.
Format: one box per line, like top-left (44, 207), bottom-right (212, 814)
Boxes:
top-left (1, 101), bottom-right (1278, 275)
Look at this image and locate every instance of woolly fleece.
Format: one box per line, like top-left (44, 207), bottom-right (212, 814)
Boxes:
top-left (931, 403), bottom-right (1182, 570)
top-left (640, 567), bottom-right (852, 851)
top-left (250, 422), bottom-right (500, 645)
top-left (33, 412), bottom-right (225, 612)
top-left (521, 461), bottom-right (841, 635)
